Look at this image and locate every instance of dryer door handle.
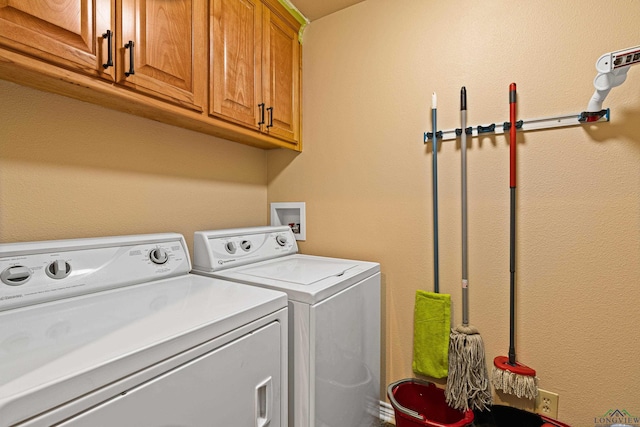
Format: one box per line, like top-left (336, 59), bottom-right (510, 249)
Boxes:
top-left (255, 376), bottom-right (272, 427)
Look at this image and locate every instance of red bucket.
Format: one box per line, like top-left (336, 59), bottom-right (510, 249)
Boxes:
top-left (387, 379), bottom-right (474, 427)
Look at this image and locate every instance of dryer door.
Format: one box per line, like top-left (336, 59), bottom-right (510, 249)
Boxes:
top-left (59, 322), bottom-right (282, 427)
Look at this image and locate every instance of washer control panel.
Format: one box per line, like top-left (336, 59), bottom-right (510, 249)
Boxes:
top-left (0, 234), bottom-right (190, 311)
top-left (193, 226), bottom-right (297, 272)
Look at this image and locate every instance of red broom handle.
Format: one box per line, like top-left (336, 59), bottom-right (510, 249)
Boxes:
top-left (509, 83), bottom-right (517, 365)
top-left (509, 83), bottom-right (517, 188)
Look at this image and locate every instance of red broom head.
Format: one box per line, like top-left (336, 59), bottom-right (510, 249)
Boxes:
top-left (493, 355), bottom-right (536, 377)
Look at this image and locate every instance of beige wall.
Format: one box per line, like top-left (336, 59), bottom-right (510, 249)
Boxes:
top-left (0, 80), bottom-right (268, 252)
top-left (1, 1), bottom-right (639, 424)
top-left (268, 0), bottom-right (640, 424)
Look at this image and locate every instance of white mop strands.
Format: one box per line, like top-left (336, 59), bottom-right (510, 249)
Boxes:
top-left (491, 361), bottom-right (538, 400)
top-left (446, 325), bottom-right (492, 411)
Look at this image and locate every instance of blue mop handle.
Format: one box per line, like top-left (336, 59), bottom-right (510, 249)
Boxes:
top-left (432, 93), bottom-right (439, 293)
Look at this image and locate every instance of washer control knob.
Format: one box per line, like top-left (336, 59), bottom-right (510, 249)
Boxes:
top-left (149, 248), bottom-right (169, 264)
top-left (240, 240), bottom-right (252, 252)
top-left (225, 242), bottom-right (237, 254)
top-left (1, 266), bottom-right (32, 286)
top-left (46, 259), bottom-right (71, 279)
top-left (276, 235), bottom-right (288, 247)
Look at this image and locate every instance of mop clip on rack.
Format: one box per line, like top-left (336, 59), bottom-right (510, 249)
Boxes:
top-left (425, 120), bottom-right (529, 142)
top-left (424, 110), bottom-right (609, 143)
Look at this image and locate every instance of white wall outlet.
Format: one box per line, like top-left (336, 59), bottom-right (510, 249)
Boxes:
top-left (535, 389), bottom-right (559, 419)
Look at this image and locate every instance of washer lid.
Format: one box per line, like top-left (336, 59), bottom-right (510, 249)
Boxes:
top-left (0, 274), bottom-right (287, 426)
top-left (240, 257), bottom-right (358, 285)
top-left (201, 254), bottom-right (380, 304)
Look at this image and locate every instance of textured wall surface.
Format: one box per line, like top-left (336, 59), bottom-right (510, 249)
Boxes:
top-left (0, 80), bottom-right (268, 252)
top-left (1, 1), bottom-right (639, 425)
top-left (268, 0), bottom-right (640, 424)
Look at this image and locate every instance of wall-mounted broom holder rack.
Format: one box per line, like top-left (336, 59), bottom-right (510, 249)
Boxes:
top-left (424, 109), bottom-right (610, 143)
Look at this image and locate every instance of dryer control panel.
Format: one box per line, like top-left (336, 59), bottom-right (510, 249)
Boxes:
top-left (0, 234), bottom-right (190, 311)
top-left (193, 226), bottom-right (298, 272)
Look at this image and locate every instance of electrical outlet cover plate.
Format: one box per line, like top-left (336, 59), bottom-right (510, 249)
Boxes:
top-left (535, 389), bottom-right (559, 419)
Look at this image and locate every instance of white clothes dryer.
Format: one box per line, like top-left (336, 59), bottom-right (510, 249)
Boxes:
top-left (0, 233), bottom-right (288, 427)
top-left (192, 226), bottom-right (381, 427)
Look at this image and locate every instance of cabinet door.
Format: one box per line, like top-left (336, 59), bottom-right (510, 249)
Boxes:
top-left (0, 0), bottom-right (114, 79)
top-left (119, 0), bottom-right (205, 111)
top-left (210, 0), bottom-right (262, 129)
top-left (262, 7), bottom-right (300, 144)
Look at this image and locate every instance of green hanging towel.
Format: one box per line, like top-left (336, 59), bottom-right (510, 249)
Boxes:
top-left (412, 289), bottom-right (451, 379)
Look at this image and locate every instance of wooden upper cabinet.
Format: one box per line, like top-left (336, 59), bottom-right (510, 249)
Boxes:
top-left (210, 0), bottom-right (301, 145)
top-left (0, 0), bottom-right (114, 80)
top-left (262, 7), bottom-right (299, 143)
top-left (0, 0), bottom-right (300, 150)
top-left (119, 0), bottom-right (206, 111)
top-left (210, 0), bottom-right (262, 130)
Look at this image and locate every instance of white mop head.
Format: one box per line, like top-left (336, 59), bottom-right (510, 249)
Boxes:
top-left (445, 325), bottom-right (492, 412)
top-left (492, 364), bottom-right (538, 400)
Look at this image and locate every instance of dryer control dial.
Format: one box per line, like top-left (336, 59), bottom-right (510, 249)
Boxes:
top-left (149, 248), bottom-right (169, 265)
top-left (276, 235), bottom-right (288, 247)
top-left (1, 265), bottom-right (32, 286)
top-left (46, 259), bottom-right (71, 279)
top-left (225, 242), bottom-right (237, 254)
top-left (240, 240), bottom-right (252, 252)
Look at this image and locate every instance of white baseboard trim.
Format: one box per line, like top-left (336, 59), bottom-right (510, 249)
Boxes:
top-left (379, 400), bottom-right (395, 424)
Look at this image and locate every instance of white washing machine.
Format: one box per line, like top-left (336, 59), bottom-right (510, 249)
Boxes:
top-left (192, 226), bottom-right (381, 427)
top-left (0, 233), bottom-right (288, 427)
